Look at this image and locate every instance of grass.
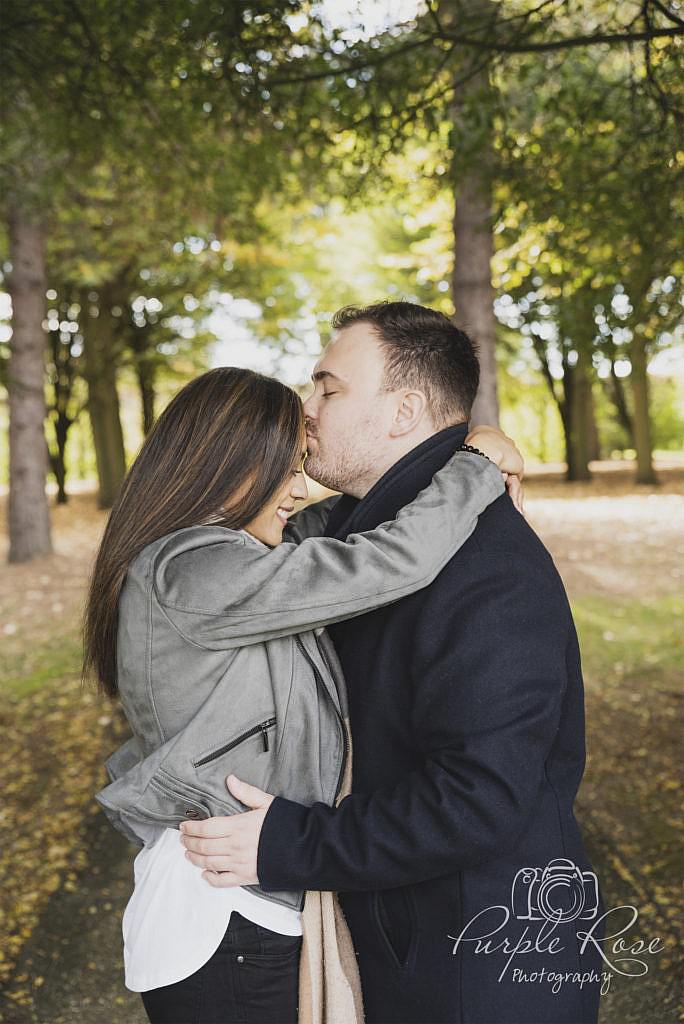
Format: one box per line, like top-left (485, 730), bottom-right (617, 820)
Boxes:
top-left (1, 636), bottom-right (84, 698)
top-left (570, 593), bottom-right (683, 1023)
top-left (572, 593), bottom-right (684, 693)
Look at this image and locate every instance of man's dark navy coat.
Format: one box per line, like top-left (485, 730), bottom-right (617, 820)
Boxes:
top-left (258, 424), bottom-right (603, 1024)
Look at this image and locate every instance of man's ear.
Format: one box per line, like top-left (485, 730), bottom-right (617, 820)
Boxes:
top-left (389, 390), bottom-right (430, 438)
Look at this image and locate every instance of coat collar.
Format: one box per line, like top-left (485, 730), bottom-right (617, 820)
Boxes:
top-left (324, 423), bottom-right (469, 540)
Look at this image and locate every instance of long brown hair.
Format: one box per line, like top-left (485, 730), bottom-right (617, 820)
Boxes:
top-left (83, 367), bottom-right (304, 698)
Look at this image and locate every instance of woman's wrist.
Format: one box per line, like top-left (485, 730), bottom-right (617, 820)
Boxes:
top-left (465, 427), bottom-right (503, 463)
top-left (457, 442), bottom-right (496, 465)
top-left (465, 425), bottom-right (523, 476)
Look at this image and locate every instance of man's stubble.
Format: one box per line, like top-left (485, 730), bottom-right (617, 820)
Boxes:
top-left (305, 411), bottom-right (386, 498)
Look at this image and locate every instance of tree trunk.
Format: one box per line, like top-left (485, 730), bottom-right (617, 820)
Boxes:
top-left (536, 392), bottom-right (549, 464)
top-left (630, 329), bottom-right (657, 484)
top-left (46, 324), bottom-right (74, 504)
top-left (452, 172), bottom-right (499, 426)
top-left (448, 0), bottom-right (499, 427)
top-left (566, 353), bottom-right (592, 481)
top-left (531, 337), bottom-right (565, 468)
top-left (83, 302), bottom-right (127, 508)
top-left (560, 379), bottom-right (578, 482)
top-left (130, 327), bottom-right (157, 435)
top-left (6, 206), bottom-right (52, 562)
top-left (586, 383), bottom-right (601, 462)
top-left (608, 361), bottom-right (634, 444)
top-left (138, 363), bottom-right (156, 436)
top-left (48, 410), bottom-right (70, 504)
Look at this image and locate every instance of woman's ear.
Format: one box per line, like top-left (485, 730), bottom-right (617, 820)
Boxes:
top-left (389, 390), bottom-right (430, 438)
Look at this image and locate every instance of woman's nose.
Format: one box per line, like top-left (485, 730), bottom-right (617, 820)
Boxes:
top-left (292, 477), bottom-right (309, 501)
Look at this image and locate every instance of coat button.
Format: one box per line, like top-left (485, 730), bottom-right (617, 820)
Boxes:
top-left (184, 808), bottom-right (200, 819)
top-left (236, 955), bottom-right (245, 964)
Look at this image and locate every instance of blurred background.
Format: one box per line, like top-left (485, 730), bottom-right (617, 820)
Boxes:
top-left (0, 2), bottom-right (682, 1022)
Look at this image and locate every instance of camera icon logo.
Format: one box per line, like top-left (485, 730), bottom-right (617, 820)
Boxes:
top-left (511, 858), bottom-right (599, 924)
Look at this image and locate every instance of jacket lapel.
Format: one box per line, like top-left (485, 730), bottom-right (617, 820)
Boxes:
top-left (296, 629), bottom-right (345, 710)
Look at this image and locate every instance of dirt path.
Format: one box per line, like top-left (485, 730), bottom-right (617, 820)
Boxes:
top-left (1, 465), bottom-right (682, 1023)
top-left (0, 813), bottom-right (147, 1024)
top-left (523, 466), bottom-right (683, 1024)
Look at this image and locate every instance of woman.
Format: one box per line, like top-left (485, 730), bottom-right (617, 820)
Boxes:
top-left (85, 366), bottom-right (522, 1024)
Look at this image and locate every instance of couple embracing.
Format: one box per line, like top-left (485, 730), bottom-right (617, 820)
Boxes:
top-left (88, 301), bottom-right (603, 1024)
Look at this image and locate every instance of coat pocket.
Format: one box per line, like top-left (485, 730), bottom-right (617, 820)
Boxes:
top-left (372, 887), bottom-right (419, 970)
top-left (192, 716), bottom-right (277, 768)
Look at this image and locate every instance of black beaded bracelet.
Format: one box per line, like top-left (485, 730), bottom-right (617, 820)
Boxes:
top-left (457, 442), bottom-right (494, 463)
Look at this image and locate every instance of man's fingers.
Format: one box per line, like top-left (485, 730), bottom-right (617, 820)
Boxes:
top-left (186, 851), bottom-right (242, 871)
top-left (181, 835), bottom-right (232, 856)
top-left (181, 833), bottom-right (242, 856)
top-left (180, 807), bottom-right (263, 841)
top-left (179, 815), bottom-right (237, 839)
top-left (202, 870), bottom-right (244, 889)
top-left (226, 775), bottom-right (274, 809)
top-left (179, 799), bottom-right (267, 888)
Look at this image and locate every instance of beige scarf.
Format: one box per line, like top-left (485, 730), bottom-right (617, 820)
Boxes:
top-left (297, 717), bottom-right (365, 1024)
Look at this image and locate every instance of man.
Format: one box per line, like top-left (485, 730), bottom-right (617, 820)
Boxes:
top-left (181, 302), bottom-right (603, 1023)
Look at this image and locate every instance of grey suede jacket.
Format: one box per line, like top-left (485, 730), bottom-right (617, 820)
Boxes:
top-left (95, 450), bottom-right (504, 911)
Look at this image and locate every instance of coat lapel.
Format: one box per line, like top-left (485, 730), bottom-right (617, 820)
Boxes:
top-left (324, 424), bottom-right (469, 540)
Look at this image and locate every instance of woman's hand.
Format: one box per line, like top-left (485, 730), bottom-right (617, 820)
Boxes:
top-left (465, 425), bottom-right (525, 515)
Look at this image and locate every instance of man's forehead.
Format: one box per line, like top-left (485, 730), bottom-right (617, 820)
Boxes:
top-left (311, 335), bottom-right (348, 381)
top-left (312, 323), bottom-right (382, 379)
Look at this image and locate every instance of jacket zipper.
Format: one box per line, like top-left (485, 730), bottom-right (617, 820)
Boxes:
top-left (192, 717), bottom-right (276, 768)
top-left (294, 635), bottom-right (348, 803)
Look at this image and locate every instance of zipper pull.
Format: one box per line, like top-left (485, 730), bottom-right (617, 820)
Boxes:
top-left (260, 724), bottom-right (270, 752)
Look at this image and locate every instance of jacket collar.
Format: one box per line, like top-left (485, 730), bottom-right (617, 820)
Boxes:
top-left (324, 423), bottom-right (469, 540)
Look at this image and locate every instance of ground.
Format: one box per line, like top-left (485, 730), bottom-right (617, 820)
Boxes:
top-left (0, 461), bottom-right (682, 1024)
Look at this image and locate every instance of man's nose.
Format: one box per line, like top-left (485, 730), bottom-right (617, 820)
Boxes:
top-left (303, 394), bottom-right (316, 421)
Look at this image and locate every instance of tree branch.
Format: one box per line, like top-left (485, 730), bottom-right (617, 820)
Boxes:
top-left (262, 20), bottom-right (682, 91)
top-left (650, 0), bottom-right (684, 27)
top-left (438, 24), bottom-right (684, 54)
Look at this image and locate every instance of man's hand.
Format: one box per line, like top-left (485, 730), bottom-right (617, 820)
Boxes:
top-left (179, 776), bottom-right (274, 888)
top-left (465, 425), bottom-right (525, 515)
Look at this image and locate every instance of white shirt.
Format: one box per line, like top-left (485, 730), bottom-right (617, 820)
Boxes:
top-left (121, 530), bottom-right (302, 993)
top-left (122, 821), bottom-right (302, 992)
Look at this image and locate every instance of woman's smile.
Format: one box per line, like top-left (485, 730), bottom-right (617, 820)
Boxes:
top-left (276, 504), bottom-right (295, 526)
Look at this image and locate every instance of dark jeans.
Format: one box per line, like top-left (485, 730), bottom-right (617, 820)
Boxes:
top-left (141, 910), bottom-right (302, 1024)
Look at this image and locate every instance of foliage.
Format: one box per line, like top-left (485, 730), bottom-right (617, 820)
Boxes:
top-left (1, 0), bottom-right (682, 481)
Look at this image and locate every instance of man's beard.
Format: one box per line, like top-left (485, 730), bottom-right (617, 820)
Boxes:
top-left (305, 432), bottom-right (380, 497)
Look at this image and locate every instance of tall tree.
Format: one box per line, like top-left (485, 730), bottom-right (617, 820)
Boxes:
top-left (6, 201), bottom-right (52, 558)
top-left (447, 0), bottom-right (500, 424)
top-left (496, 22), bottom-right (682, 481)
top-left (1, 0), bottom-right (311, 523)
top-left (80, 281), bottom-right (127, 508)
top-left (250, 0), bottom-right (682, 426)
top-left (45, 289), bottom-right (86, 504)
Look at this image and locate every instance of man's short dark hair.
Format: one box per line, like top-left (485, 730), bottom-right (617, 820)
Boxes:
top-left (331, 300), bottom-right (480, 426)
